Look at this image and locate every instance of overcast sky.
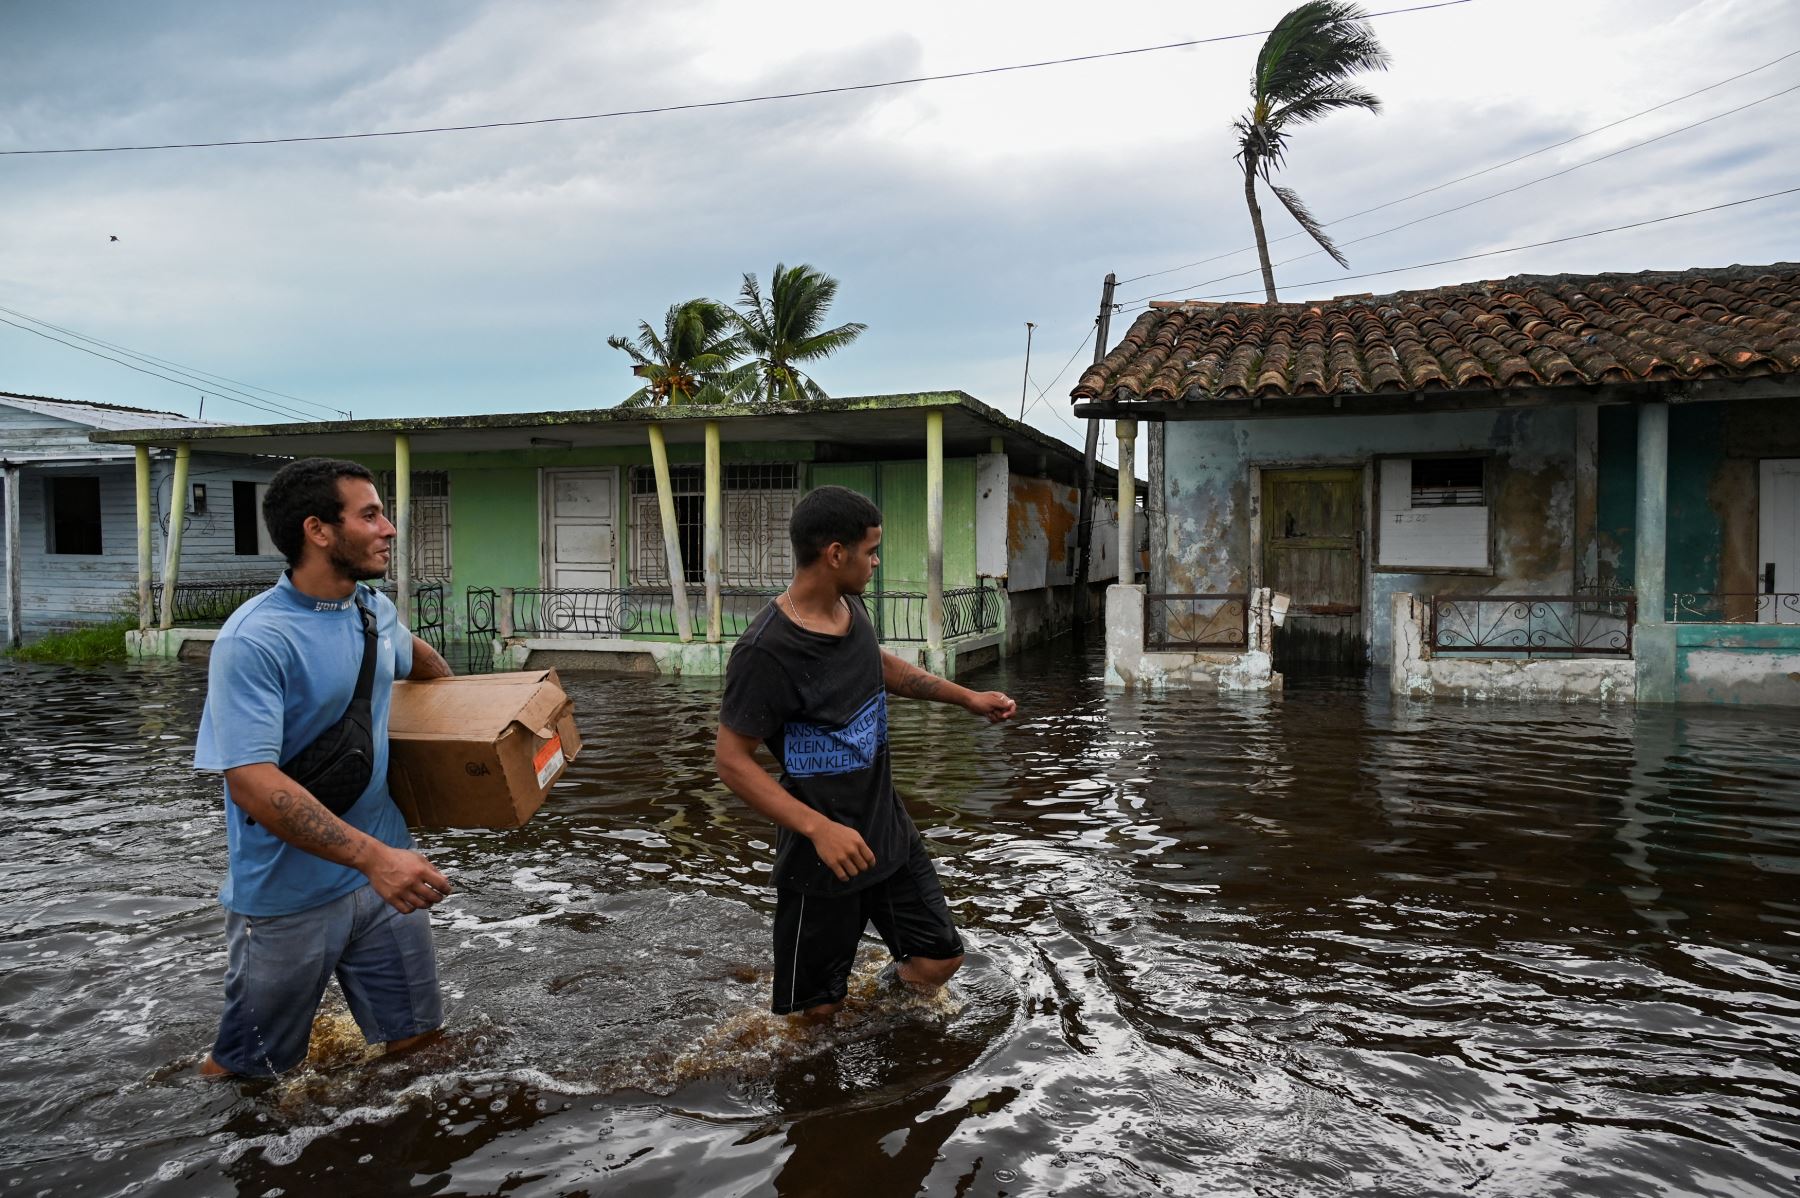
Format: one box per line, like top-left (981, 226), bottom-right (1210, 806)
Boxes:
top-left (2, 0), bottom-right (1795, 462)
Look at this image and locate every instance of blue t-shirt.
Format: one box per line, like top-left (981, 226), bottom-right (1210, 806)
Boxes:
top-left (195, 572), bottom-right (416, 916)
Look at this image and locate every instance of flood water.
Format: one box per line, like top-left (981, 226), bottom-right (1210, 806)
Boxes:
top-left (2, 644), bottom-right (1798, 1198)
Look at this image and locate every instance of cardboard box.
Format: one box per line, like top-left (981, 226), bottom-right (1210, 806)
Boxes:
top-left (387, 669), bottom-right (581, 828)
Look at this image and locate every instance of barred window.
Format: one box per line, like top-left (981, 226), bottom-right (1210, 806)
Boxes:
top-left (379, 470), bottom-right (452, 581)
top-left (631, 463), bottom-right (799, 586)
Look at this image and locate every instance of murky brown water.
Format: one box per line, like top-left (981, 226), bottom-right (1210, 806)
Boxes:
top-left (1, 646), bottom-right (1797, 1198)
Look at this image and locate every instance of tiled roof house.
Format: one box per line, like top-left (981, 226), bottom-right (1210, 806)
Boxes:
top-left (1074, 263), bottom-right (1800, 410)
top-left (1071, 263), bottom-right (1800, 707)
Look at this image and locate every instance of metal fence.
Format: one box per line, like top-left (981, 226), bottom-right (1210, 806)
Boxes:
top-left (148, 577), bottom-right (448, 653)
top-left (1145, 593), bottom-right (1249, 650)
top-left (1671, 593), bottom-right (1800, 624)
top-left (866, 585), bottom-right (1001, 643)
top-left (464, 582), bottom-right (1002, 652)
top-left (1429, 593), bottom-right (1636, 657)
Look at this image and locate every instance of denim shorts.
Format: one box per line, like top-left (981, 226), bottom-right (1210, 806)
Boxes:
top-left (212, 883), bottom-right (442, 1077)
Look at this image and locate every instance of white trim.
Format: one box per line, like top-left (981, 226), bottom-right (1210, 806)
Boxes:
top-left (788, 894), bottom-right (807, 1011)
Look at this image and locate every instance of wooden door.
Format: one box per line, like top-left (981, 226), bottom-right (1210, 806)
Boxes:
top-left (1262, 467), bottom-right (1364, 665)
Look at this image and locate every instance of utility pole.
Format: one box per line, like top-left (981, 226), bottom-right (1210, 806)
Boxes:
top-left (1072, 273), bottom-right (1116, 632)
top-left (1018, 321), bottom-right (1036, 420)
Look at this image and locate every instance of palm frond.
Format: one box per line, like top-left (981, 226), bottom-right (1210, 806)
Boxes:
top-left (1272, 81), bottom-right (1383, 128)
top-left (1270, 183), bottom-right (1348, 268)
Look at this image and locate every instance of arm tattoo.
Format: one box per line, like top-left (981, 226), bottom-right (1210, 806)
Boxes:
top-left (267, 788), bottom-right (352, 854)
top-left (409, 636), bottom-right (453, 679)
top-left (899, 664), bottom-right (946, 701)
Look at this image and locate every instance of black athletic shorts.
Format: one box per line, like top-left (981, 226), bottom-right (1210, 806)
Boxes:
top-left (771, 837), bottom-right (964, 1015)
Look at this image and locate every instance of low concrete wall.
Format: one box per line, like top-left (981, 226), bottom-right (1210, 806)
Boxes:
top-left (1672, 623), bottom-right (1800, 706)
top-left (1103, 584), bottom-right (1280, 691)
top-left (1390, 593), bottom-right (1635, 702)
top-left (126, 627), bottom-right (220, 663)
top-left (1004, 581), bottom-right (1104, 654)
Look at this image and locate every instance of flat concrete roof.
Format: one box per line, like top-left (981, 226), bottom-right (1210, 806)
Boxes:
top-left (87, 390), bottom-right (1119, 488)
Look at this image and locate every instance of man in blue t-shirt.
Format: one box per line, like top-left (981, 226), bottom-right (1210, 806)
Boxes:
top-left (194, 457), bottom-right (454, 1077)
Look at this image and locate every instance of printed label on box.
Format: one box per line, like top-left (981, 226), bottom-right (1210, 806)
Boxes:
top-left (533, 735), bottom-right (565, 790)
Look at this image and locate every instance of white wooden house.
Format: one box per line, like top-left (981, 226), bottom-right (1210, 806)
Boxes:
top-left (1, 392), bottom-right (287, 645)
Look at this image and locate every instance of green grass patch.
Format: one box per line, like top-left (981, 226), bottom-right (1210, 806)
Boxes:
top-left (8, 620), bottom-right (132, 665)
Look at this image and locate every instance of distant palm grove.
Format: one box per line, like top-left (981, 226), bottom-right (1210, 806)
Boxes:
top-left (608, 263), bottom-right (866, 407)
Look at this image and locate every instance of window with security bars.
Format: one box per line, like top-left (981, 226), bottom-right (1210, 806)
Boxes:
top-left (631, 464), bottom-right (799, 586)
top-left (378, 470), bottom-right (452, 581)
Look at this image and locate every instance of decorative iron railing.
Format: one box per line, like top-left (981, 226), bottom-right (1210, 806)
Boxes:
top-left (147, 577), bottom-right (448, 652)
top-left (1430, 593), bottom-right (1635, 657)
top-left (1145, 593), bottom-right (1249, 651)
top-left (464, 582), bottom-right (1002, 647)
top-left (1670, 593), bottom-right (1800, 624)
top-left (866, 585), bottom-right (1002, 642)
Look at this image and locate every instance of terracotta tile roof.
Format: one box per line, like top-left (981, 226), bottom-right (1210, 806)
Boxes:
top-left (1071, 263), bottom-right (1800, 406)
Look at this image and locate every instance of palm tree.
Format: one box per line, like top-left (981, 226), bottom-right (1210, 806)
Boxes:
top-left (733, 263), bottom-right (866, 404)
top-left (606, 298), bottom-right (755, 407)
top-left (1235, 1), bottom-right (1389, 303)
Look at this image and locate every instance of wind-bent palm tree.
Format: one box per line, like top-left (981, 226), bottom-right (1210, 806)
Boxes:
top-left (1235, 1), bottom-right (1389, 303)
top-left (733, 263), bottom-right (866, 404)
top-left (607, 298), bottom-right (755, 406)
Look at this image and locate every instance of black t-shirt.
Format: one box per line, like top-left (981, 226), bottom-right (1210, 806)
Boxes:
top-left (720, 595), bottom-right (916, 897)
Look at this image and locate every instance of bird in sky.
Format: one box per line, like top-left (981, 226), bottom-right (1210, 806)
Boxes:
top-left (109, 235), bottom-right (118, 242)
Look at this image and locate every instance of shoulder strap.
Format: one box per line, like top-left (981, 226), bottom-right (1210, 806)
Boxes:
top-left (351, 589), bottom-right (379, 701)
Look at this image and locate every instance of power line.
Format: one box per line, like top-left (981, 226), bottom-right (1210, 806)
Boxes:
top-left (1119, 78), bottom-right (1800, 305)
top-left (0, 316), bottom-right (317, 423)
top-left (1110, 185), bottom-right (1800, 314)
top-left (0, 1), bottom-right (1474, 155)
top-left (1114, 46), bottom-right (1800, 287)
top-left (0, 302), bottom-right (348, 419)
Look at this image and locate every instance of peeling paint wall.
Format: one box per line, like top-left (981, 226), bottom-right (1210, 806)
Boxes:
top-left (1164, 407), bottom-right (1578, 663)
top-left (1674, 623), bottom-right (1800, 707)
top-left (1594, 400), bottom-right (1800, 602)
top-left (1389, 591), bottom-right (1635, 703)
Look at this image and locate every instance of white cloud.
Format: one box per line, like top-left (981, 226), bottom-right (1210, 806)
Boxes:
top-left (1, 0), bottom-right (1795, 452)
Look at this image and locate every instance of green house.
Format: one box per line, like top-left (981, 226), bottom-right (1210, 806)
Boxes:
top-left (95, 392), bottom-right (1129, 676)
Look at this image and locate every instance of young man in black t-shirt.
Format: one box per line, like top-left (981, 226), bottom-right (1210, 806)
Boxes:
top-left (715, 485), bottom-right (1017, 1017)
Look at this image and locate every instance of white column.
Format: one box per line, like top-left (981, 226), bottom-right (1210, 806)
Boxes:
top-left (926, 409), bottom-right (945, 650)
top-left (703, 421), bottom-right (722, 643)
top-left (157, 444), bottom-right (192, 629)
top-left (134, 446), bottom-right (153, 630)
top-left (647, 424), bottom-right (694, 642)
top-left (393, 433), bottom-right (412, 624)
top-left (1116, 418), bottom-right (1137, 583)
top-left (3, 465), bottom-right (20, 648)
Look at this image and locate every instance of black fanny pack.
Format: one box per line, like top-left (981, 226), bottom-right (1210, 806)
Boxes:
top-left (275, 590), bottom-right (379, 817)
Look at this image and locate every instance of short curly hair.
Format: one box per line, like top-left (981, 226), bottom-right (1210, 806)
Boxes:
top-left (790, 485), bottom-right (883, 567)
top-left (262, 458), bottom-right (377, 566)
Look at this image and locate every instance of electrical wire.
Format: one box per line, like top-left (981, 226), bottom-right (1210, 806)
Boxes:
top-left (1108, 184), bottom-right (1800, 314)
top-left (0, 1), bottom-right (1473, 155)
top-left (1119, 78), bottom-right (1800, 305)
top-left (0, 317), bottom-right (317, 423)
top-left (1114, 46), bottom-right (1800, 287)
top-left (0, 303), bottom-right (347, 420)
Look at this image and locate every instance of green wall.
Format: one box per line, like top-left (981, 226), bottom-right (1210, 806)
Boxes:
top-left (809, 458), bottom-right (978, 590)
top-left (1597, 404), bottom-right (1725, 599)
top-left (448, 467), bottom-right (540, 632)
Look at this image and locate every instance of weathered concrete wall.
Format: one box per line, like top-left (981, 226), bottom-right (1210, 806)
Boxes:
top-left (1005, 473), bottom-right (1119, 590)
top-left (1104, 583), bottom-right (1279, 691)
top-left (1596, 398), bottom-right (1800, 604)
top-left (1005, 581), bottom-right (1105, 652)
top-left (1389, 592), bottom-right (1635, 703)
top-left (1673, 623), bottom-right (1800, 707)
top-left (1164, 408), bottom-right (1577, 663)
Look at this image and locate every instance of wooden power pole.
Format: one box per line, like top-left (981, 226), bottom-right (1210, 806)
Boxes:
top-left (1073, 272), bottom-right (1116, 632)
